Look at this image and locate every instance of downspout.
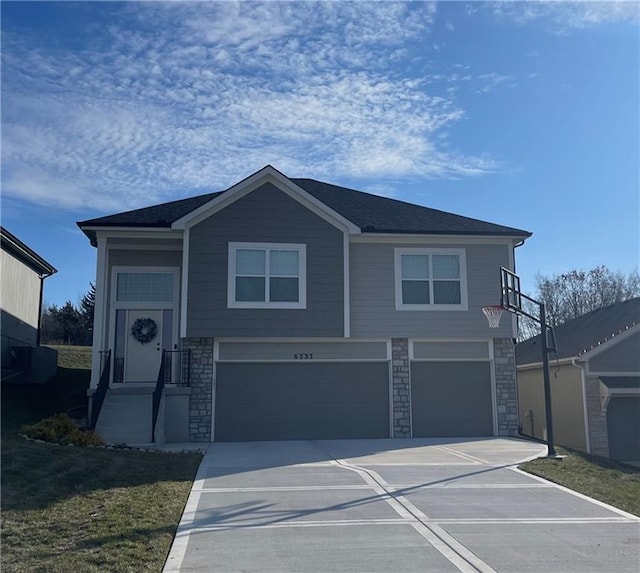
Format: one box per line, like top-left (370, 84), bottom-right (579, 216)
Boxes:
top-left (36, 269), bottom-right (57, 346)
top-left (571, 358), bottom-right (591, 454)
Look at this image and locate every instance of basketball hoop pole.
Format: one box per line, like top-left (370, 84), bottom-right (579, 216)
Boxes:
top-left (498, 267), bottom-right (558, 459)
top-left (539, 303), bottom-right (557, 457)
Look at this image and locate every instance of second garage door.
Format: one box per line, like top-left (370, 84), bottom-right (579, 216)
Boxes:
top-left (215, 362), bottom-right (390, 441)
top-left (411, 361), bottom-right (494, 437)
top-left (607, 397), bottom-right (640, 461)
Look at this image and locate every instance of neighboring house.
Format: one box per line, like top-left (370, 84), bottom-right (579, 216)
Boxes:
top-left (78, 165), bottom-right (531, 444)
top-left (1, 227), bottom-right (58, 381)
top-left (516, 298), bottom-right (640, 462)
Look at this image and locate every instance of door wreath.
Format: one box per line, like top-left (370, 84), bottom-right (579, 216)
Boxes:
top-left (130, 317), bottom-right (158, 344)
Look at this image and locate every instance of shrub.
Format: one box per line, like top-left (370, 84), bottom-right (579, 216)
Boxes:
top-left (22, 413), bottom-right (105, 447)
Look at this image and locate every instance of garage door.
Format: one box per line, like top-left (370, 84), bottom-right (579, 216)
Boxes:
top-left (411, 361), bottom-right (493, 437)
top-left (215, 362), bottom-right (390, 441)
top-left (607, 397), bottom-right (640, 461)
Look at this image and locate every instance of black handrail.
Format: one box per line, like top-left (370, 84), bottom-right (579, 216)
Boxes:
top-left (151, 351), bottom-right (167, 442)
top-left (161, 349), bottom-right (191, 386)
top-left (90, 350), bottom-right (111, 430)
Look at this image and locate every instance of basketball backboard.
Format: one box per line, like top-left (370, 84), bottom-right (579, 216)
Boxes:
top-left (500, 267), bottom-right (522, 313)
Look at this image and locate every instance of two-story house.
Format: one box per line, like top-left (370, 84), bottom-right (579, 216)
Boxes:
top-left (78, 165), bottom-right (530, 445)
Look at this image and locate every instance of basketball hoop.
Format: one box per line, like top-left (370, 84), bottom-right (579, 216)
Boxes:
top-left (482, 305), bottom-right (504, 328)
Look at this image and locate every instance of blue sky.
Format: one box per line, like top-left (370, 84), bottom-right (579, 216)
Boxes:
top-left (2, 1), bottom-right (638, 307)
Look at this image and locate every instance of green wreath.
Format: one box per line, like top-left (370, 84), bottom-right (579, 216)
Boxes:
top-left (130, 317), bottom-right (158, 344)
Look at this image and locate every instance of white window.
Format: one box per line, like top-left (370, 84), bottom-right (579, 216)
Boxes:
top-left (228, 243), bottom-right (306, 309)
top-left (116, 272), bottom-right (174, 303)
top-left (394, 248), bottom-right (468, 310)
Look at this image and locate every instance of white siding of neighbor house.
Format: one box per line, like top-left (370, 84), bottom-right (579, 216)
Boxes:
top-left (517, 363), bottom-right (587, 451)
top-left (1, 249), bottom-right (41, 335)
top-left (349, 242), bottom-right (513, 339)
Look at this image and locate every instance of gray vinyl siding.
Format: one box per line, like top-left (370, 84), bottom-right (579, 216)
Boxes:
top-left (350, 242), bottom-right (512, 339)
top-left (218, 340), bottom-right (388, 362)
top-left (187, 183), bottom-right (344, 338)
top-left (588, 333), bottom-right (640, 373)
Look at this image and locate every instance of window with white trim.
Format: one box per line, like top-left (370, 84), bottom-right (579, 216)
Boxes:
top-left (228, 243), bottom-right (306, 308)
top-left (394, 248), bottom-right (468, 310)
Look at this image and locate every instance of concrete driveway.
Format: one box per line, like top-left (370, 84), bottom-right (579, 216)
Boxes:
top-left (164, 438), bottom-right (639, 573)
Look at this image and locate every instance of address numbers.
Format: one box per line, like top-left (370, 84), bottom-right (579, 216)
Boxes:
top-left (293, 353), bottom-right (314, 360)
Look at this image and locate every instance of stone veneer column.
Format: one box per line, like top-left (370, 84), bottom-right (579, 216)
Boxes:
top-left (392, 338), bottom-right (411, 438)
top-left (493, 338), bottom-right (519, 437)
top-left (584, 377), bottom-right (609, 457)
top-left (184, 338), bottom-right (214, 442)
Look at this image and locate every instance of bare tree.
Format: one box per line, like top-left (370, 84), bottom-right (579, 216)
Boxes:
top-left (517, 266), bottom-right (639, 341)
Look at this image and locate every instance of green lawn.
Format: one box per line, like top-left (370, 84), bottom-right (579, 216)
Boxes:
top-left (1, 346), bottom-right (202, 573)
top-left (519, 447), bottom-right (640, 516)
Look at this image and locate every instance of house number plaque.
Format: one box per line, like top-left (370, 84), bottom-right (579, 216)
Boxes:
top-left (293, 353), bottom-right (314, 360)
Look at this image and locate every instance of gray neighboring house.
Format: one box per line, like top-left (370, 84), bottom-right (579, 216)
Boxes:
top-left (78, 165), bottom-right (531, 445)
top-left (1, 227), bottom-right (58, 382)
top-left (517, 298), bottom-right (640, 462)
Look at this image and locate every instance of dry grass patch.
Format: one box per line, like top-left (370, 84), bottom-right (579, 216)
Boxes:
top-left (1, 350), bottom-right (202, 573)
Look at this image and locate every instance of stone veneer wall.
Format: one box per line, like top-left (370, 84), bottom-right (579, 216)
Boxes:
top-left (493, 338), bottom-right (519, 437)
top-left (584, 376), bottom-right (608, 457)
top-left (183, 338), bottom-right (214, 441)
top-left (392, 338), bottom-right (411, 438)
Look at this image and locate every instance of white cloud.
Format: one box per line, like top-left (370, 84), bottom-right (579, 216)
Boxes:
top-left (2, 0), bottom-right (505, 213)
top-left (487, 1), bottom-right (639, 31)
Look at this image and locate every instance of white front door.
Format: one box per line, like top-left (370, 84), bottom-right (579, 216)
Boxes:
top-left (125, 309), bottom-right (163, 383)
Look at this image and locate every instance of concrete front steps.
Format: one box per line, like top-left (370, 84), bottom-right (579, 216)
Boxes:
top-left (95, 386), bottom-right (154, 445)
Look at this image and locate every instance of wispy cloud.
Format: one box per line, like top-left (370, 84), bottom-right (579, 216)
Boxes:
top-left (2, 1), bottom-right (509, 212)
top-left (486, 1), bottom-right (639, 31)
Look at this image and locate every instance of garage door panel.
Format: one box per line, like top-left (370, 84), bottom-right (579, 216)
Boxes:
top-left (607, 397), bottom-right (640, 461)
top-left (411, 361), bottom-right (493, 437)
top-left (215, 362), bottom-right (389, 441)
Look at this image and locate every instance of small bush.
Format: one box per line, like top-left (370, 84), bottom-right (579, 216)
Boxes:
top-left (22, 413), bottom-right (104, 447)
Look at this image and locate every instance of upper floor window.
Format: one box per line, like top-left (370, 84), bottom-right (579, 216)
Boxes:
top-left (228, 242), bottom-right (306, 309)
top-left (394, 248), bottom-right (468, 310)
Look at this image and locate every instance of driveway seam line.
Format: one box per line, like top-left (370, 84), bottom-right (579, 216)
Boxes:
top-left (326, 455), bottom-right (497, 573)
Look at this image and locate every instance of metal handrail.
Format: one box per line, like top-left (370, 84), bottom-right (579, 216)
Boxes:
top-left (90, 350), bottom-right (111, 430)
top-left (162, 349), bottom-right (191, 386)
top-left (151, 351), bottom-right (167, 442)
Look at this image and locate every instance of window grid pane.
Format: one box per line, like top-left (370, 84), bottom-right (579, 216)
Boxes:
top-left (236, 249), bottom-right (266, 275)
top-left (401, 255), bottom-right (429, 279)
top-left (402, 280), bottom-right (430, 304)
top-left (433, 281), bottom-right (461, 304)
top-left (432, 255), bottom-right (460, 279)
top-left (236, 277), bottom-right (266, 302)
top-left (116, 273), bottom-right (173, 302)
top-left (270, 250), bottom-right (299, 276)
top-left (270, 277), bottom-right (299, 302)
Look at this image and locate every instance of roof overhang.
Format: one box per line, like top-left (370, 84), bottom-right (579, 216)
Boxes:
top-left (78, 226), bottom-right (179, 247)
top-left (171, 165), bottom-right (361, 235)
top-left (0, 227), bottom-right (57, 277)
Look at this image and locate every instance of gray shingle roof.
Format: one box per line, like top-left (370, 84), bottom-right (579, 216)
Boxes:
top-left (516, 297), bottom-right (640, 365)
top-left (78, 174), bottom-right (531, 244)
